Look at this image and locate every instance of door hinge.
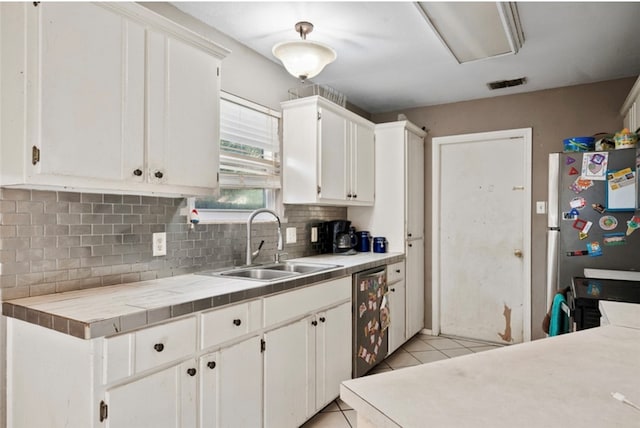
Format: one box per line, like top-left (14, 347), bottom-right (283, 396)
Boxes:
top-left (260, 339), bottom-right (266, 353)
top-left (317, 186), bottom-right (321, 195)
top-left (32, 1), bottom-right (40, 6)
top-left (217, 171), bottom-right (219, 184)
top-left (317, 112), bottom-right (321, 121)
top-left (99, 400), bottom-right (108, 422)
top-left (217, 67), bottom-right (220, 77)
top-left (32, 146), bottom-right (40, 165)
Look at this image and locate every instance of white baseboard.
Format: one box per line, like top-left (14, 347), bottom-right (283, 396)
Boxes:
top-left (419, 328), bottom-right (433, 336)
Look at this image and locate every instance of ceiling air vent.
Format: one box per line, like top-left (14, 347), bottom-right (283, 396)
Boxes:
top-left (487, 77), bottom-right (527, 90)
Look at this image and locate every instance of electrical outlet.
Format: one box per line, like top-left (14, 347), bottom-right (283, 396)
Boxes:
top-left (536, 201), bottom-right (547, 214)
top-left (153, 232), bottom-right (167, 256)
top-left (311, 227), bottom-right (318, 243)
top-left (286, 227), bottom-right (297, 244)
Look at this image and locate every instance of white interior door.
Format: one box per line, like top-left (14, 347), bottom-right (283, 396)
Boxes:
top-left (432, 129), bottom-right (531, 344)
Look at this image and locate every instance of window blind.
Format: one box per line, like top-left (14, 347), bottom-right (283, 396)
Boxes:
top-left (219, 93), bottom-right (281, 189)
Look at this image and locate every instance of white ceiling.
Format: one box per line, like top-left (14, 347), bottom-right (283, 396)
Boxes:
top-left (173, 2), bottom-right (640, 114)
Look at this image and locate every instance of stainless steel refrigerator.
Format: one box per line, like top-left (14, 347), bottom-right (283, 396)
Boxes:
top-left (546, 147), bottom-right (640, 308)
top-left (352, 266), bottom-right (389, 378)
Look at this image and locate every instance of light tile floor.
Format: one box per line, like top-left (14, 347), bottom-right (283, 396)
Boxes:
top-left (300, 332), bottom-right (502, 428)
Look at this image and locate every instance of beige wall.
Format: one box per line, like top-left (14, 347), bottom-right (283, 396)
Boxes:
top-left (372, 77), bottom-right (636, 340)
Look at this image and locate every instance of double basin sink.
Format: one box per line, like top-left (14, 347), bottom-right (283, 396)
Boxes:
top-left (198, 261), bottom-right (341, 281)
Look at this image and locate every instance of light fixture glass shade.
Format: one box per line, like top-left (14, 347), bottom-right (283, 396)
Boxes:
top-left (272, 40), bottom-right (337, 81)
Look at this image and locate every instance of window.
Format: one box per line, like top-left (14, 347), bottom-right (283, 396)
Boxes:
top-left (195, 92), bottom-right (281, 222)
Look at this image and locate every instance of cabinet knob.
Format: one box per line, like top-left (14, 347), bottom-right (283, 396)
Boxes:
top-left (207, 361), bottom-right (216, 370)
top-left (408, 243), bottom-right (413, 247)
top-left (390, 287), bottom-right (396, 292)
top-left (233, 319), bottom-right (242, 326)
top-left (154, 343), bottom-right (164, 352)
top-left (395, 269), bottom-right (401, 273)
top-left (133, 169), bottom-right (143, 177)
top-left (154, 171), bottom-right (164, 179)
top-left (347, 193), bottom-right (352, 198)
top-left (408, 233), bottom-right (412, 238)
top-left (319, 317), bottom-right (326, 323)
top-left (311, 320), bottom-right (318, 326)
top-left (353, 194), bottom-right (357, 198)
top-left (187, 368), bottom-right (197, 377)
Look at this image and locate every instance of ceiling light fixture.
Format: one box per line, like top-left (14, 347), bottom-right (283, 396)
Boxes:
top-left (416, 2), bottom-right (524, 64)
top-left (272, 21), bottom-right (337, 82)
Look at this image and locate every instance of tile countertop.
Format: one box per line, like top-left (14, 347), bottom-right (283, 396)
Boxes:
top-left (340, 302), bottom-right (640, 428)
top-left (2, 252), bottom-right (403, 339)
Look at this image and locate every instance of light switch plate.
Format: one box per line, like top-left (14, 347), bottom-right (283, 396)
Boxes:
top-left (536, 201), bottom-right (547, 214)
top-left (286, 227), bottom-right (297, 244)
top-left (153, 232), bottom-right (167, 256)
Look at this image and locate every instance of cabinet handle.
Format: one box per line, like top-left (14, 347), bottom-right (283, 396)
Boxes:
top-left (187, 368), bottom-right (197, 377)
top-left (207, 361), bottom-right (216, 370)
top-left (390, 287), bottom-right (396, 292)
top-left (395, 269), bottom-right (401, 273)
top-left (154, 171), bottom-right (164, 179)
top-left (311, 320), bottom-right (318, 326)
top-left (319, 317), bottom-right (326, 323)
top-left (233, 319), bottom-right (242, 326)
top-left (154, 343), bottom-right (164, 352)
top-left (133, 169), bottom-right (143, 177)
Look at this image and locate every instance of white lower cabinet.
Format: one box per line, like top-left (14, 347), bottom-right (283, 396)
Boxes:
top-left (387, 261), bottom-right (407, 354)
top-left (264, 301), bottom-right (351, 428)
top-left (5, 276), bottom-right (354, 428)
top-left (104, 360), bottom-right (197, 428)
top-left (200, 336), bottom-right (263, 428)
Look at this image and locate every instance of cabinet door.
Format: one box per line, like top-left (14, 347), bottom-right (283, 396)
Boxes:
top-left (318, 107), bottom-right (348, 201)
top-left (30, 3), bottom-right (145, 182)
top-left (351, 122), bottom-right (375, 204)
top-left (264, 317), bottom-right (314, 428)
top-left (388, 279), bottom-right (407, 354)
top-left (406, 131), bottom-right (425, 239)
top-left (147, 31), bottom-right (220, 191)
top-left (201, 336), bottom-right (262, 428)
top-left (315, 302), bottom-right (352, 412)
top-left (406, 238), bottom-right (425, 337)
top-left (105, 360), bottom-right (197, 428)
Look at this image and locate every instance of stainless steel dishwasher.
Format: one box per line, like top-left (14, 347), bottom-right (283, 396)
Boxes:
top-left (352, 265), bottom-right (389, 377)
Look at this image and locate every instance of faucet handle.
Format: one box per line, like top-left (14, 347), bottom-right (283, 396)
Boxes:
top-left (274, 252), bottom-right (289, 263)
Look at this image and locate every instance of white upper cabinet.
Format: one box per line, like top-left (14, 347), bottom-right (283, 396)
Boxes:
top-left (282, 96), bottom-right (375, 206)
top-left (621, 75), bottom-right (640, 132)
top-left (0, 2), bottom-right (228, 196)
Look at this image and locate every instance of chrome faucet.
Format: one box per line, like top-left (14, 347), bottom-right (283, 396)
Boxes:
top-left (246, 208), bottom-right (283, 265)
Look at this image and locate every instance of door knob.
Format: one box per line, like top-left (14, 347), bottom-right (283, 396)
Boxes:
top-left (514, 249), bottom-right (523, 258)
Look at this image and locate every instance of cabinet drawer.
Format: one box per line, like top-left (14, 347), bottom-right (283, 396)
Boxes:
top-left (264, 276), bottom-right (351, 327)
top-left (201, 300), bottom-right (262, 349)
top-left (134, 316), bottom-right (197, 373)
top-left (387, 261), bottom-right (405, 284)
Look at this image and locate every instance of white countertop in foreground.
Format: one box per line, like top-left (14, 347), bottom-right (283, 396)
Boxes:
top-left (341, 303), bottom-right (640, 428)
top-left (3, 252), bottom-right (402, 338)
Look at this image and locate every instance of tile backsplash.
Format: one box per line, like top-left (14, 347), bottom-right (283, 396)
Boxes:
top-left (0, 188), bottom-right (346, 301)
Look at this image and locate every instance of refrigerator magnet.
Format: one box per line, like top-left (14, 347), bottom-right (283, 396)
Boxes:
top-left (573, 218), bottom-right (588, 230)
top-left (568, 166), bottom-right (579, 175)
top-left (603, 233), bottom-right (626, 246)
top-left (579, 231), bottom-right (588, 240)
top-left (570, 197), bottom-right (586, 209)
top-left (592, 203), bottom-right (606, 214)
top-left (626, 215), bottom-right (640, 236)
top-left (598, 215), bottom-right (618, 231)
top-left (566, 156), bottom-right (576, 165)
top-left (569, 177), bottom-right (593, 194)
top-left (581, 152), bottom-right (608, 180)
top-left (566, 250), bottom-right (589, 256)
top-left (586, 241), bottom-right (603, 257)
top-left (562, 211), bottom-right (578, 220)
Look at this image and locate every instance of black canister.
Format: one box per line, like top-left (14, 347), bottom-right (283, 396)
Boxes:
top-left (355, 231), bottom-right (370, 252)
top-left (373, 237), bottom-right (387, 253)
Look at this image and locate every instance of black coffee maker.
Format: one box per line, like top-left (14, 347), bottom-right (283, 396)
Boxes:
top-left (321, 220), bottom-right (354, 253)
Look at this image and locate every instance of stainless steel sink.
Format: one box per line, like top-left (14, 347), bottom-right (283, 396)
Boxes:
top-left (197, 261), bottom-right (341, 281)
